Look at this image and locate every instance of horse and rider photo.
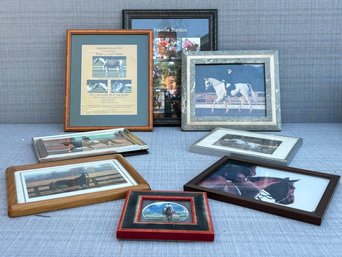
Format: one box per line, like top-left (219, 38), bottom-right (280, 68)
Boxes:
top-left (195, 64), bottom-right (266, 117)
top-left (213, 134), bottom-right (282, 155)
top-left (140, 200), bottom-right (192, 223)
top-left (22, 160), bottom-right (130, 201)
top-left (92, 56), bottom-right (126, 78)
top-left (182, 38), bottom-right (200, 52)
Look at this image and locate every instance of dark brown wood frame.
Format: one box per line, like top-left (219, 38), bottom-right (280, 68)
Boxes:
top-left (64, 29), bottom-right (153, 132)
top-left (184, 156), bottom-right (340, 225)
top-left (6, 154), bottom-right (150, 217)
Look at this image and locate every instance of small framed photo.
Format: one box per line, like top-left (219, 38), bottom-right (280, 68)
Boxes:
top-left (189, 128), bottom-right (303, 166)
top-left (184, 156), bottom-right (340, 225)
top-left (32, 128), bottom-right (149, 163)
top-left (123, 9), bottom-right (218, 125)
top-left (181, 50), bottom-right (281, 131)
top-left (6, 154), bottom-right (150, 217)
top-left (64, 29), bottom-right (153, 132)
top-left (116, 190), bottom-right (214, 241)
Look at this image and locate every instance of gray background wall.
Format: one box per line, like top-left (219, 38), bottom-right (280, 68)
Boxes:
top-left (0, 0), bottom-right (341, 123)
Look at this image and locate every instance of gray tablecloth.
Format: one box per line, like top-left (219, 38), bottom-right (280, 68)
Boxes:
top-left (0, 124), bottom-right (341, 257)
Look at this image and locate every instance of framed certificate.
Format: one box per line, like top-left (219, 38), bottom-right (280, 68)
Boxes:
top-left (64, 30), bottom-right (153, 131)
top-left (123, 9), bottom-right (217, 125)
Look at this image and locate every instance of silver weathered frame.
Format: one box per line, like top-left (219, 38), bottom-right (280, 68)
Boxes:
top-left (189, 127), bottom-right (303, 166)
top-left (181, 50), bottom-right (281, 131)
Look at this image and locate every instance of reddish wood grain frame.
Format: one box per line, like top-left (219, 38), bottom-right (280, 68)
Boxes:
top-left (64, 29), bottom-right (153, 132)
top-left (184, 156), bottom-right (340, 225)
top-left (116, 190), bottom-right (214, 241)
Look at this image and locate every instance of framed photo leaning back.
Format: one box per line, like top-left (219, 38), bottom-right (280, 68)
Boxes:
top-left (184, 156), bottom-right (340, 225)
top-left (123, 9), bottom-right (218, 125)
top-left (64, 29), bottom-right (153, 131)
top-left (116, 190), bottom-right (214, 241)
top-left (6, 154), bottom-right (150, 217)
top-left (182, 50), bottom-right (281, 131)
top-left (189, 127), bottom-right (303, 166)
top-left (32, 128), bottom-right (149, 163)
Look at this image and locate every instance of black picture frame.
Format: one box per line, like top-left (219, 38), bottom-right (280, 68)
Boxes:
top-left (116, 190), bottom-right (214, 241)
top-left (123, 9), bottom-right (218, 125)
top-left (184, 156), bottom-right (340, 225)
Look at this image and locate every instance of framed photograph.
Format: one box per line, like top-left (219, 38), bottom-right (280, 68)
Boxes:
top-left (6, 154), bottom-right (150, 217)
top-left (189, 128), bottom-right (303, 166)
top-left (181, 50), bottom-right (281, 131)
top-left (32, 128), bottom-right (149, 163)
top-left (116, 190), bottom-right (214, 241)
top-left (123, 9), bottom-right (218, 125)
top-left (64, 29), bottom-right (153, 132)
top-left (184, 156), bottom-right (340, 225)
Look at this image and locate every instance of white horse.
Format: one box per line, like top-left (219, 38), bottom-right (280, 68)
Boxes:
top-left (94, 57), bottom-right (124, 77)
top-left (87, 82), bottom-right (108, 93)
top-left (112, 83), bottom-right (132, 93)
top-left (204, 77), bottom-right (257, 113)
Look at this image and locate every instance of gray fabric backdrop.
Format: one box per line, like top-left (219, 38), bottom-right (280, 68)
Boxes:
top-left (0, 0), bottom-right (341, 123)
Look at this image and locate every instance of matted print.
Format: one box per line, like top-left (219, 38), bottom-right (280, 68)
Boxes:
top-left (64, 30), bottom-right (153, 131)
top-left (189, 128), bottom-right (302, 166)
top-left (116, 190), bottom-right (214, 241)
top-left (181, 50), bottom-right (281, 131)
top-left (32, 128), bottom-right (148, 162)
top-left (6, 155), bottom-right (150, 217)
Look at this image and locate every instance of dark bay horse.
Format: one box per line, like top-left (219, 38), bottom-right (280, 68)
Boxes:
top-left (199, 172), bottom-right (299, 205)
top-left (49, 172), bottom-right (89, 191)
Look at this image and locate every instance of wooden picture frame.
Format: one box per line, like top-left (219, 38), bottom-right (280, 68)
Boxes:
top-left (181, 50), bottom-right (281, 131)
top-left (32, 128), bottom-right (149, 163)
top-left (123, 9), bottom-right (218, 125)
top-left (189, 127), bottom-right (303, 166)
top-left (116, 190), bottom-right (214, 241)
top-left (184, 156), bottom-right (340, 225)
top-left (64, 29), bottom-right (153, 131)
top-left (6, 154), bottom-right (150, 217)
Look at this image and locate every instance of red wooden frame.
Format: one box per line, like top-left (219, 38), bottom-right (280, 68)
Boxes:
top-left (116, 190), bottom-right (214, 241)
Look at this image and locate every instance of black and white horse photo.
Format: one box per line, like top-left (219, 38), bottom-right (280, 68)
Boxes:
top-left (93, 57), bottom-right (126, 77)
top-left (86, 80), bottom-right (108, 93)
top-left (111, 80), bottom-right (132, 93)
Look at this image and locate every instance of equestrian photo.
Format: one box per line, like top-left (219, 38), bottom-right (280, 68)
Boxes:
top-left (195, 64), bottom-right (266, 117)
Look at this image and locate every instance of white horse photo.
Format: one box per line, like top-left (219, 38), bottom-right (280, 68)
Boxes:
top-left (204, 77), bottom-right (257, 113)
top-left (93, 57), bottom-right (125, 77)
top-left (111, 82), bottom-right (132, 93)
top-left (87, 82), bottom-right (108, 93)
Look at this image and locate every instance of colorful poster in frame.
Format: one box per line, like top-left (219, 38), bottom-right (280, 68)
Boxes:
top-left (123, 9), bottom-right (218, 125)
top-left (64, 30), bottom-right (153, 131)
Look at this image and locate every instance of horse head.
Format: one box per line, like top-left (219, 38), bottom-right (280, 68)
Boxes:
top-left (204, 78), bottom-right (211, 90)
top-left (264, 177), bottom-right (300, 205)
